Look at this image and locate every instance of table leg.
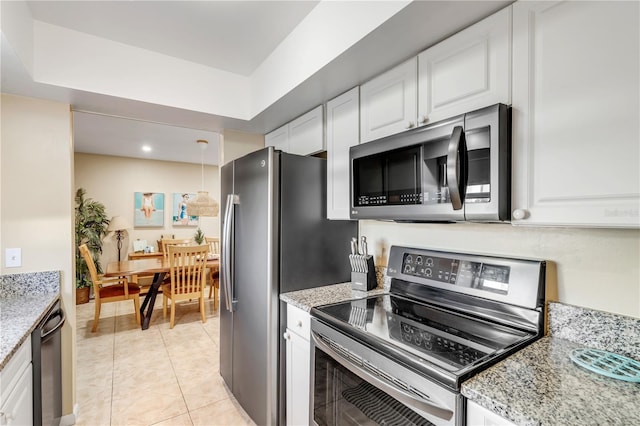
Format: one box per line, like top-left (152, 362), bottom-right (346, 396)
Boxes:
top-left (140, 272), bottom-right (166, 330)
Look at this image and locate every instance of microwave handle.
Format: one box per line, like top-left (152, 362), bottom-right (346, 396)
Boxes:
top-left (446, 126), bottom-right (467, 210)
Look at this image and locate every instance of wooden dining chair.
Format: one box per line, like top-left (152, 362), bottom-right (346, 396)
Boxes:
top-left (205, 237), bottom-right (220, 304)
top-left (161, 238), bottom-right (192, 261)
top-left (161, 244), bottom-right (209, 329)
top-left (79, 244), bottom-right (141, 332)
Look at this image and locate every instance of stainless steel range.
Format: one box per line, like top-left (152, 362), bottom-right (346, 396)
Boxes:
top-left (310, 245), bottom-right (546, 426)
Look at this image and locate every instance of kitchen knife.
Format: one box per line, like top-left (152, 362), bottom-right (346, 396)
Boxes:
top-left (361, 236), bottom-right (368, 257)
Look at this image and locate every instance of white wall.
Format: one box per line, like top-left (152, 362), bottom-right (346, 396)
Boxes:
top-left (1, 94), bottom-right (75, 416)
top-left (360, 220), bottom-right (640, 318)
top-left (74, 153), bottom-right (220, 267)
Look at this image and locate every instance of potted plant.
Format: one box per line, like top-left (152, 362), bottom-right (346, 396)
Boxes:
top-left (75, 188), bottom-right (110, 304)
top-left (194, 228), bottom-right (205, 245)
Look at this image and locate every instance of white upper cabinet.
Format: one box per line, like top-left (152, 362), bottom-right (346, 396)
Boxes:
top-left (511, 1), bottom-right (640, 227)
top-left (360, 58), bottom-right (417, 143)
top-left (265, 106), bottom-right (324, 156)
top-left (359, 6), bottom-right (511, 144)
top-left (288, 105), bottom-right (324, 156)
top-left (265, 124), bottom-right (289, 152)
top-left (326, 87), bottom-right (359, 220)
top-left (418, 6), bottom-right (511, 126)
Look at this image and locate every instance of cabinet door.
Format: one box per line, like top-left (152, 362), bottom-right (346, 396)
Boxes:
top-left (288, 105), bottom-right (324, 156)
top-left (418, 6), bottom-right (511, 126)
top-left (467, 400), bottom-right (516, 426)
top-left (360, 58), bottom-right (417, 142)
top-left (265, 124), bottom-right (290, 152)
top-left (326, 87), bottom-right (359, 220)
top-left (284, 328), bottom-right (310, 426)
top-left (0, 364), bottom-right (33, 426)
top-left (511, 1), bottom-right (640, 227)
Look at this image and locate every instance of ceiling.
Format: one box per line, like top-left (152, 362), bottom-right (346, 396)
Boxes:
top-left (2, 1), bottom-right (511, 166)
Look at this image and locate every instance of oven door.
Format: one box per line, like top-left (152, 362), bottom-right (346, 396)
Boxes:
top-left (310, 319), bottom-right (462, 426)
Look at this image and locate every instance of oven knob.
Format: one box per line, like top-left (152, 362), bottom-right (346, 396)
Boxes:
top-left (415, 256), bottom-right (423, 265)
top-left (406, 255), bottom-right (413, 263)
top-left (426, 258), bottom-right (434, 266)
top-left (425, 268), bottom-right (432, 277)
top-left (404, 264), bottom-right (413, 273)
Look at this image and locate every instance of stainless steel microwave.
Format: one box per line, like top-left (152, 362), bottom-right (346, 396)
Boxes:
top-left (350, 103), bottom-right (511, 222)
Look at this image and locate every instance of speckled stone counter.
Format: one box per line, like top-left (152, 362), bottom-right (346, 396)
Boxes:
top-left (280, 282), bottom-right (387, 312)
top-left (462, 302), bottom-right (640, 426)
top-left (0, 271), bottom-right (60, 370)
top-left (280, 267), bottom-right (389, 312)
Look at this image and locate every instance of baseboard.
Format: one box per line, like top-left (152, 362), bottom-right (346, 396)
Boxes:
top-left (58, 403), bottom-right (79, 426)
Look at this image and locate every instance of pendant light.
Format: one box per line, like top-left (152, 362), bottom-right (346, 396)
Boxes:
top-left (187, 139), bottom-right (219, 217)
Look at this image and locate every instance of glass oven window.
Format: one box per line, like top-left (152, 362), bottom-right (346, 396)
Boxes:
top-left (313, 348), bottom-right (435, 426)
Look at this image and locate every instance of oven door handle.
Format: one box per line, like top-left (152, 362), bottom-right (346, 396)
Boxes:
top-left (312, 332), bottom-right (454, 421)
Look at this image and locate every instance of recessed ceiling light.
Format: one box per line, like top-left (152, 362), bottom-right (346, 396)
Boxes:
top-left (142, 145), bottom-right (152, 152)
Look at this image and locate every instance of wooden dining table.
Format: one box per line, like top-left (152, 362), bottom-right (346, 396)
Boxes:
top-left (104, 257), bottom-right (220, 330)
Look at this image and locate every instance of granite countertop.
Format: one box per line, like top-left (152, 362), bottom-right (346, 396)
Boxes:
top-left (280, 282), bottom-right (387, 312)
top-left (462, 302), bottom-right (640, 426)
top-left (0, 271), bottom-right (61, 370)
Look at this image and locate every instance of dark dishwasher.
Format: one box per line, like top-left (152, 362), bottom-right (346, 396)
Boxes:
top-left (31, 300), bottom-right (65, 426)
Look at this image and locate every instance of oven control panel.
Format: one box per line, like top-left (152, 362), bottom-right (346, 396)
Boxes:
top-left (401, 252), bottom-right (511, 295)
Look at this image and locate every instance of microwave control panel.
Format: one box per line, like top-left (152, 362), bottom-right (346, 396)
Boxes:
top-left (401, 252), bottom-right (510, 295)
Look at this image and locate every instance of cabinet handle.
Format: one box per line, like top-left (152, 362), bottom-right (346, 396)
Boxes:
top-left (283, 332), bottom-right (291, 340)
top-left (296, 320), bottom-right (303, 328)
top-left (512, 209), bottom-right (528, 220)
top-left (419, 115), bottom-right (428, 125)
top-left (405, 121), bottom-right (415, 129)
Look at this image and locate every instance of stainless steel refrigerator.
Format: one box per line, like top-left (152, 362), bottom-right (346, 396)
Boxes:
top-left (219, 147), bottom-right (356, 425)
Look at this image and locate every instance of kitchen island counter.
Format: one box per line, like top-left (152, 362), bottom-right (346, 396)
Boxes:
top-left (462, 302), bottom-right (640, 426)
top-left (0, 271), bottom-right (60, 370)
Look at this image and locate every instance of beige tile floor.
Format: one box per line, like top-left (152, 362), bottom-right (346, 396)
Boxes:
top-left (75, 288), bottom-right (256, 426)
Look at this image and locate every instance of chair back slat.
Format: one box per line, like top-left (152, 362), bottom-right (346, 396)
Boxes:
top-left (205, 237), bottom-right (219, 256)
top-left (168, 244), bottom-right (208, 296)
top-left (161, 238), bottom-right (192, 261)
top-left (79, 244), bottom-right (101, 293)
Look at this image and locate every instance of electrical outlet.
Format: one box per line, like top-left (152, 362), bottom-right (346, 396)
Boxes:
top-left (6, 248), bottom-right (21, 268)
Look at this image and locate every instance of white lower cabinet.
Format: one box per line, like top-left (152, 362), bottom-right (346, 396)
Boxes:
top-left (467, 400), bottom-right (516, 426)
top-left (0, 337), bottom-right (33, 426)
top-left (326, 87), bottom-right (359, 220)
top-left (284, 304), bottom-right (311, 426)
top-left (511, 0), bottom-right (640, 227)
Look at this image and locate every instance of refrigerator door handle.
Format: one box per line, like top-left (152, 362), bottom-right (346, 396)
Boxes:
top-left (222, 194), bottom-right (239, 312)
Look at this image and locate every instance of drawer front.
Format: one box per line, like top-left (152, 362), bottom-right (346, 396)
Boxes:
top-left (287, 304), bottom-right (310, 340)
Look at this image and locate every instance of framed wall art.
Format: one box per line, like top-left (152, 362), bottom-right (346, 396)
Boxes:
top-left (134, 192), bottom-right (164, 227)
top-left (172, 193), bottom-right (198, 226)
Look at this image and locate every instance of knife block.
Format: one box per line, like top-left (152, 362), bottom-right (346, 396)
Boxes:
top-left (351, 256), bottom-right (376, 291)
